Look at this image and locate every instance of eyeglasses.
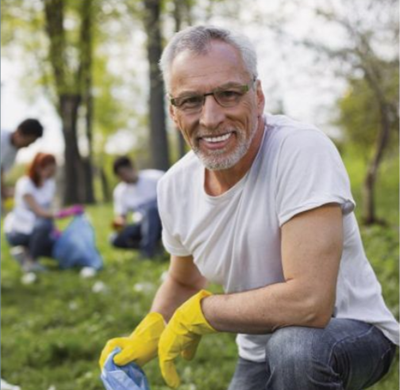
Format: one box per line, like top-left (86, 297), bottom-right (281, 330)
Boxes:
top-left (170, 79), bottom-right (256, 114)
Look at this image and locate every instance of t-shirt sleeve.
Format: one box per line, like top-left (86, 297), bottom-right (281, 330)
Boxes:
top-left (17, 177), bottom-right (36, 197)
top-left (275, 130), bottom-right (355, 227)
top-left (157, 177), bottom-right (191, 257)
top-left (1, 132), bottom-right (17, 172)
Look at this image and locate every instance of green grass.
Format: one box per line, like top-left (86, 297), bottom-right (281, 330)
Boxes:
top-left (342, 152), bottom-right (399, 390)
top-left (1, 153), bottom-right (398, 389)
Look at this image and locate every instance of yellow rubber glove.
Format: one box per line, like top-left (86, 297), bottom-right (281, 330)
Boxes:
top-left (158, 290), bottom-right (217, 388)
top-left (99, 312), bottom-right (165, 369)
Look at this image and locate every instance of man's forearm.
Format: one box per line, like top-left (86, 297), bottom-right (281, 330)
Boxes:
top-left (151, 274), bottom-right (205, 323)
top-left (201, 206), bottom-right (342, 334)
top-left (201, 280), bottom-right (333, 334)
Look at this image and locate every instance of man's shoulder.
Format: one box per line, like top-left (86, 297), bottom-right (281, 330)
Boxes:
top-left (1, 130), bottom-right (12, 148)
top-left (158, 151), bottom-right (199, 191)
top-left (139, 169), bottom-right (165, 181)
top-left (265, 114), bottom-right (331, 150)
top-left (267, 114), bottom-right (320, 137)
top-left (1, 129), bottom-right (12, 138)
top-left (113, 181), bottom-right (129, 196)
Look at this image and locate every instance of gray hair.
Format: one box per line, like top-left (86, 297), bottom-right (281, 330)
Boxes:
top-left (159, 25), bottom-right (258, 91)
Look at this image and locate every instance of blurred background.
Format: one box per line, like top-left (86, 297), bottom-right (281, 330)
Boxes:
top-left (1, 0), bottom-right (398, 389)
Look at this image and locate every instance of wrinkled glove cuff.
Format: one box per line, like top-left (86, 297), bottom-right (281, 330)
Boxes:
top-left (181, 289), bottom-right (217, 335)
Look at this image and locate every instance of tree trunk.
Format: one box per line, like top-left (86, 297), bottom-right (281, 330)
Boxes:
top-left (359, 59), bottom-right (393, 225)
top-left (80, 0), bottom-right (95, 203)
top-left (43, 0), bottom-right (89, 205)
top-left (144, 0), bottom-right (170, 170)
top-left (99, 166), bottom-right (111, 202)
top-left (173, 0), bottom-right (188, 159)
top-left (362, 101), bottom-right (391, 225)
top-left (60, 94), bottom-right (85, 205)
top-left (43, 0), bottom-right (66, 99)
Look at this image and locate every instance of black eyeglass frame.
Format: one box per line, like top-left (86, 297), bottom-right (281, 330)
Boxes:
top-left (169, 78), bottom-right (257, 111)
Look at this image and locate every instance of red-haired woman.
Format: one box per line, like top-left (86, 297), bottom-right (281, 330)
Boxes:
top-left (4, 153), bottom-right (59, 272)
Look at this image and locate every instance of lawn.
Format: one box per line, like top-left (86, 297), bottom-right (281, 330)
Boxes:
top-left (1, 153), bottom-right (398, 390)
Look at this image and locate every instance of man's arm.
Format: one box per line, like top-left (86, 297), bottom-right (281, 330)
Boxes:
top-left (201, 203), bottom-right (343, 333)
top-left (112, 185), bottom-right (129, 228)
top-left (112, 214), bottom-right (127, 229)
top-left (151, 254), bottom-right (208, 322)
top-left (99, 254), bottom-right (207, 368)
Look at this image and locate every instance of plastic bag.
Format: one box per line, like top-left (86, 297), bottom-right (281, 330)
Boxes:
top-left (100, 348), bottom-right (150, 390)
top-left (52, 215), bottom-right (103, 270)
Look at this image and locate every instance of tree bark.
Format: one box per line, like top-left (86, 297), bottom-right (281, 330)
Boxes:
top-left (43, 0), bottom-right (96, 205)
top-left (60, 94), bottom-right (84, 204)
top-left (359, 58), bottom-right (393, 224)
top-left (143, 0), bottom-right (170, 170)
top-left (43, 0), bottom-right (67, 98)
top-left (362, 100), bottom-right (391, 225)
top-left (173, 0), bottom-right (188, 158)
top-left (99, 165), bottom-right (111, 202)
top-left (80, 0), bottom-right (95, 203)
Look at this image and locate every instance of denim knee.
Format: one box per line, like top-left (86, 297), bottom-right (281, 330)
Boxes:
top-left (33, 217), bottom-right (53, 230)
top-left (264, 326), bottom-right (337, 388)
top-left (264, 321), bottom-right (395, 390)
top-left (5, 231), bottom-right (30, 247)
top-left (265, 326), bottom-right (319, 368)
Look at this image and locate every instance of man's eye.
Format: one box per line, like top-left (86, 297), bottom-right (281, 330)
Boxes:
top-left (218, 90), bottom-right (241, 101)
top-left (181, 95), bottom-right (203, 107)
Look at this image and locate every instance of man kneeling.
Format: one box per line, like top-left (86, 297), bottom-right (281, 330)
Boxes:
top-left (110, 156), bottom-right (164, 259)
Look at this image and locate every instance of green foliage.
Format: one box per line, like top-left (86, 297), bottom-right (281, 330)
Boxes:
top-left (1, 0), bottom-right (148, 158)
top-left (335, 64), bottom-right (399, 160)
top-left (1, 0), bottom-right (43, 48)
top-left (1, 152), bottom-right (398, 389)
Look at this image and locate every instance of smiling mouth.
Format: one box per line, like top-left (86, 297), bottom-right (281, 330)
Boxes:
top-left (199, 131), bottom-right (234, 143)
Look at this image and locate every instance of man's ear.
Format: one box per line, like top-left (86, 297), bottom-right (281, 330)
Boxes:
top-left (256, 80), bottom-right (265, 116)
top-left (169, 104), bottom-right (179, 129)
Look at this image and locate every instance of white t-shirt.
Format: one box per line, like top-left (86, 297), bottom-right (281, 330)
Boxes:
top-left (4, 176), bottom-right (56, 235)
top-left (158, 114), bottom-right (399, 362)
top-left (113, 169), bottom-right (164, 217)
top-left (1, 130), bottom-right (18, 173)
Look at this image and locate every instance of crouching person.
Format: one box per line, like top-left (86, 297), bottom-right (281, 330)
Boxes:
top-left (4, 153), bottom-right (82, 272)
top-left (100, 26), bottom-right (398, 390)
top-left (110, 156), bottom-right (164, 259)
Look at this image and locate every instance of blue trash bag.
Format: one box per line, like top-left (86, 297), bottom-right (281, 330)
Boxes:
top-left (52, 215), bottom-right (103, 270)
top-left (100, 348), bottom-right (150, 390)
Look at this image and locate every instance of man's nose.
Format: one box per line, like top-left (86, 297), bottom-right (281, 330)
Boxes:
top-left (199, 95), bottom-right (225, 130)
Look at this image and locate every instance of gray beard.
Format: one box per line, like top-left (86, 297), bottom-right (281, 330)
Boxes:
top-left (193, 120), bottom-right (258, 171)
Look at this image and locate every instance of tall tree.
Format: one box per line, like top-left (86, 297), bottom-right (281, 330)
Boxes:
top-left (318, 1), bottom-right (398, 224)
top-left (280, 0), bottom-right (399, 224)
top-left (43, 0), bottom-right (96, 204)
top-left (143, 0), bottom-right (170, 170)
top-left (80, 0), bottom-right (96, 203)
top-left (172, 0), bottom-right (193, 158)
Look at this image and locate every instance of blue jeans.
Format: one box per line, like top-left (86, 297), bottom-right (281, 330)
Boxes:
top-left (228, 319), bottom-right (396, 390)
top-left (5, 218), bottom-right (55, 260)
top-left (111, 201), bottom-right (162, 258)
